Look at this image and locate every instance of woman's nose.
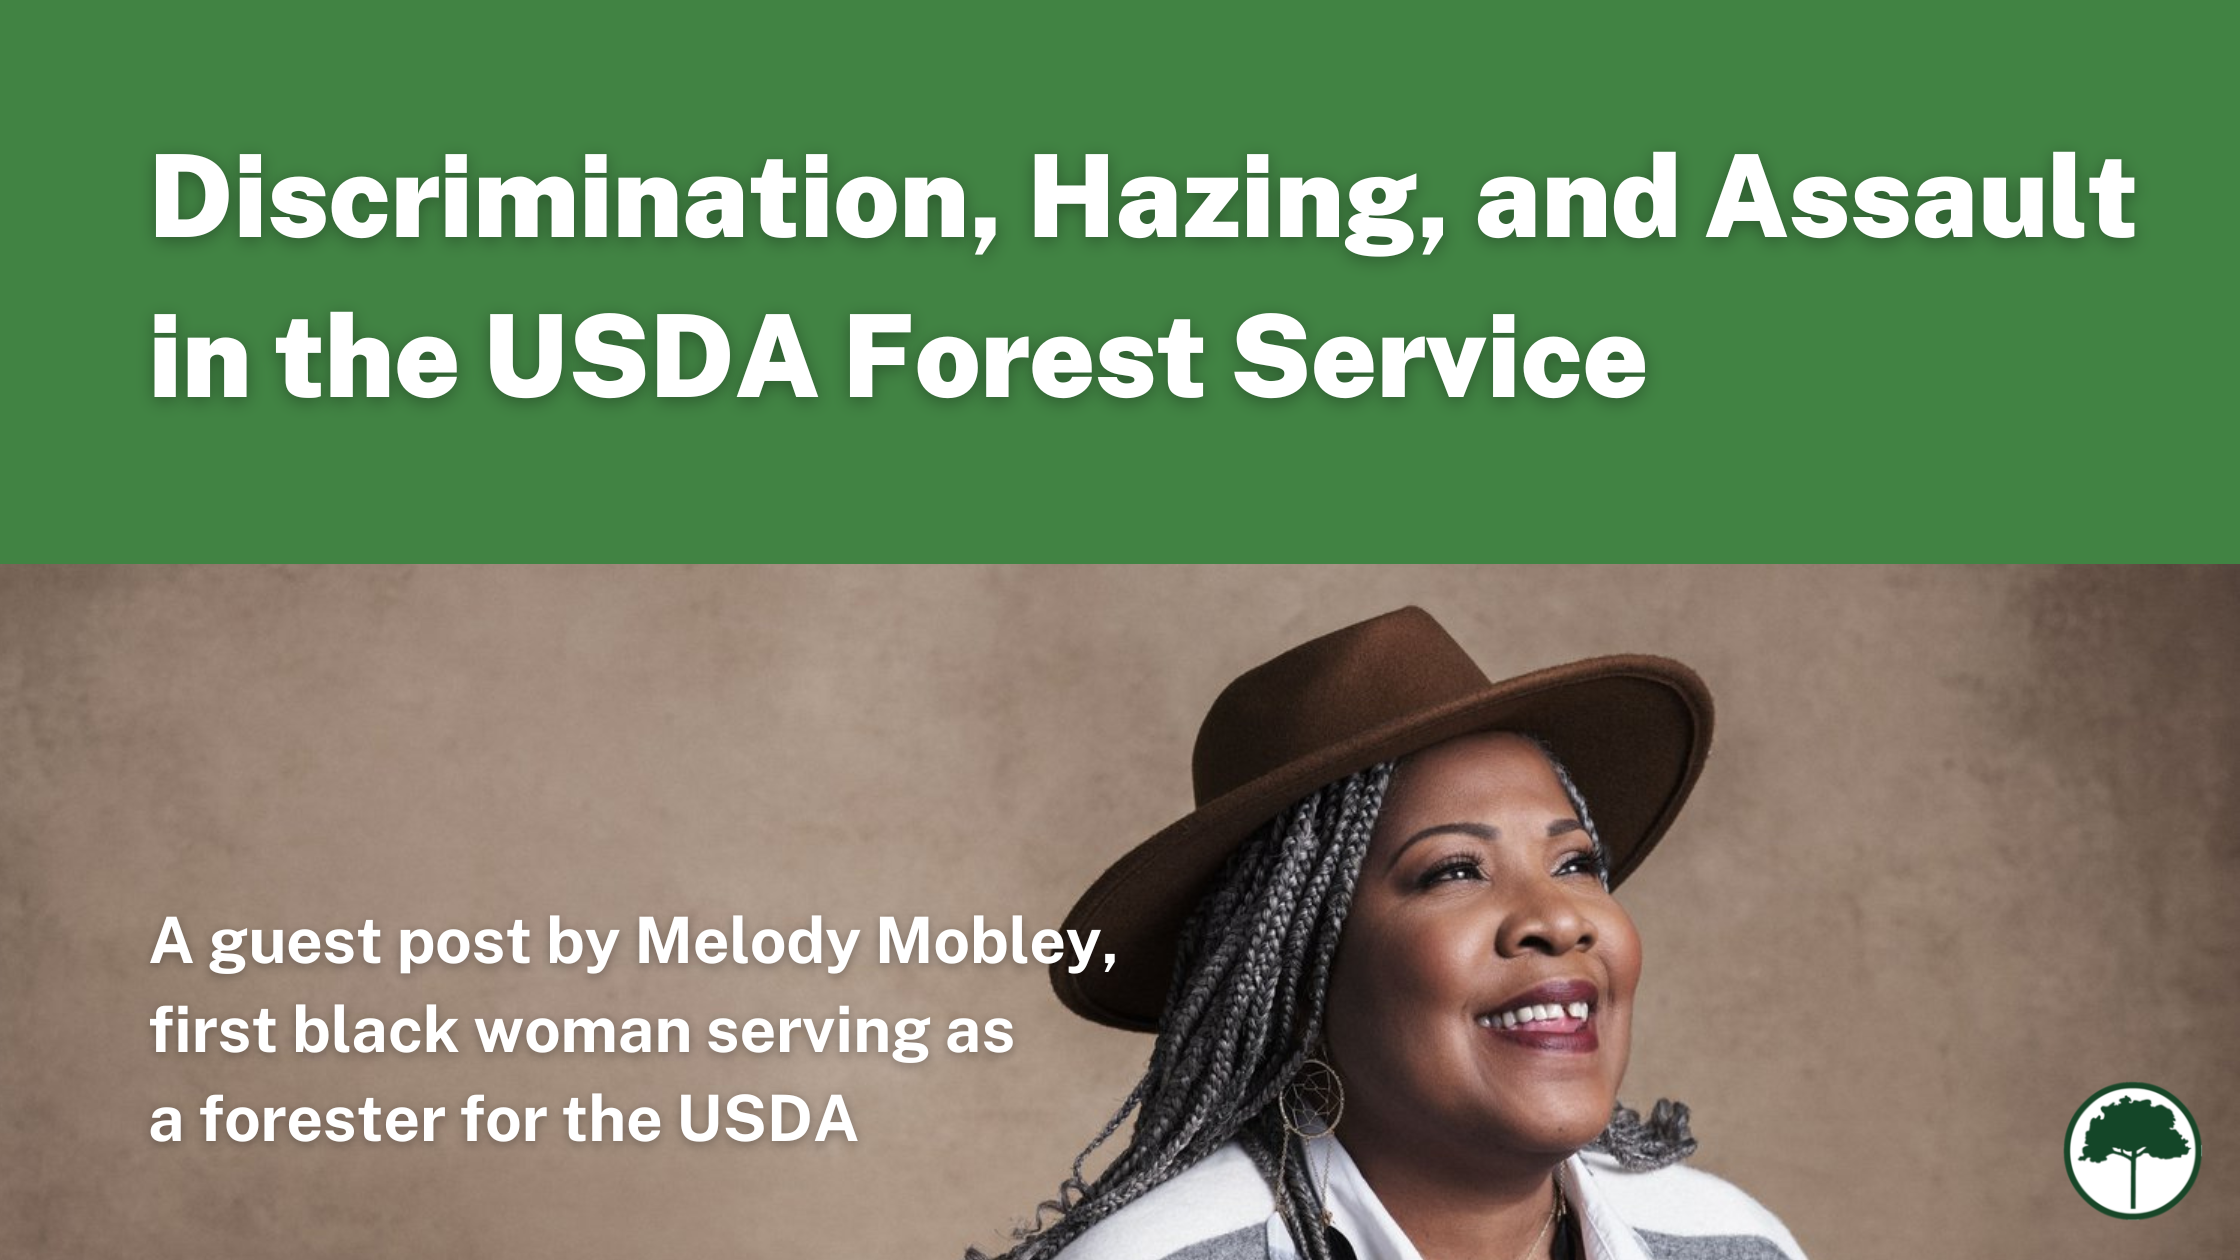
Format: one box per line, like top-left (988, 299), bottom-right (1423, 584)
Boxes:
top-left (1496, 883), bottom-right (1595, 957)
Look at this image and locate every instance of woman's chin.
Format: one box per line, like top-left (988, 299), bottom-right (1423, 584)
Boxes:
top-left (1462, 1092), bottom-right (1618, 1160)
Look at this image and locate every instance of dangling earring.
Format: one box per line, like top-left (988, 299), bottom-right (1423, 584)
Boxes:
top-left (1277, 1049), bottom-right (1345, 1226)
top-left (1282, 1052), bottom-right (1345, 1140)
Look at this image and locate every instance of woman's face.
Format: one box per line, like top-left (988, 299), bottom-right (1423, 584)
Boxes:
top-left (1323, 731), bottom-right (1641, 1172)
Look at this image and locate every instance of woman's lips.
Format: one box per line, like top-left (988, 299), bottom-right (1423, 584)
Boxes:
top-left (1478, 1010), bottom-right (1599, 1052)
top-left (1475, 980), bottom-right (1600, 1052)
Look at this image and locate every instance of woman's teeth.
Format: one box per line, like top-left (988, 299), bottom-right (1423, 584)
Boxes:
top-left (1475, 1001), bottom-right (1591, 1029)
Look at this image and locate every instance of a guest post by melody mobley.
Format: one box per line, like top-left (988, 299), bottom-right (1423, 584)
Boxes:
top-left (144, 912), bottom-right (1110, 1148)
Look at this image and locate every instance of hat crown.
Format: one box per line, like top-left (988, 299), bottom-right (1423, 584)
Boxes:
top-left (1192, 606), bottom-right (1488, 805)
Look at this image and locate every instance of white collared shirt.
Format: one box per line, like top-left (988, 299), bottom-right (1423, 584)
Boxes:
top-left (1271, 1136), bottom-right (1656, 1260)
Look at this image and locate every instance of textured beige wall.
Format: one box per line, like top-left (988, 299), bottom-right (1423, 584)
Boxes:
top-left (2, 567), bottom-right (2233, 1259)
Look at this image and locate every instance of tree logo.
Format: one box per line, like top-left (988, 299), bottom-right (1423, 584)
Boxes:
top-left (2065, 1083), bottom-right (2200, 1218)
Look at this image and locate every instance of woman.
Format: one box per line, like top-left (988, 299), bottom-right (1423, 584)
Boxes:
top-left (977, 607), bottom-right (1805, 1260)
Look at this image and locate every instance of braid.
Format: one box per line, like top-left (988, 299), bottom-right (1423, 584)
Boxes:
top-left (969, 762), bottom-right (1395, 1260)
top-left (1590, 1098), bottom-right (1699, 1170)
top-left (971, 739), bottom-right (1693, 1260)
top-left (1535, 735), bottom-right (1610, 889)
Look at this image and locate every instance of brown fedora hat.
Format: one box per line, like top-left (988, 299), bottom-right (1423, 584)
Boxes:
top-left (1052, 606), bottom-right (1713, 1032)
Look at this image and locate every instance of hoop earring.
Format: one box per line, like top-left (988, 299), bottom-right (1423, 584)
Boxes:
top-left (1281, 1054), bottom-right (1344, 1140)
top-left (1273, 1052), bottom-right (1345, 1229)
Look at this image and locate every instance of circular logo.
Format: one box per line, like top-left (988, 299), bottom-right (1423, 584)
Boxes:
top-left (2065, 1082), bottom-right (2200, 1218)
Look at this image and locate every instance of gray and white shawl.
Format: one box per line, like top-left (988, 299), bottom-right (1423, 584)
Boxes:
top-left (1056, 1139), bottom-right (1806, 1260)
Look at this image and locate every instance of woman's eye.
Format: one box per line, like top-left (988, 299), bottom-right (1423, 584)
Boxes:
top-left (1557, 850), bottom-right (1609, 879)
top-left (1421, 857), bottom-right (1484, 886)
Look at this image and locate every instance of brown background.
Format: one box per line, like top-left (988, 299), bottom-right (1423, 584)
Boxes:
top-left (3, 567), bottom-right (2234, 1258)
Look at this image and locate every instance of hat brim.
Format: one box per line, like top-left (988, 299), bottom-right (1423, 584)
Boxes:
top-left (1051, 655), bottom-right (1712, 1032)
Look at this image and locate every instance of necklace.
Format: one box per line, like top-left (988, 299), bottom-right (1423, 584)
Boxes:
top-left (1513, 1178), bottom-right (1564, 1260)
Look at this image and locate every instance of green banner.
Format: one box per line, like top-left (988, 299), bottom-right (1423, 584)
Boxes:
top-left (7, 2), bottom-right (2230, 557)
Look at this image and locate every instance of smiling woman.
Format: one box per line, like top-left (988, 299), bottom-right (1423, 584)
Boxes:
top-left (1325, 735), bottom-right (1648, 1219)
top-left (970, 608), bottom-right (1806, 1260)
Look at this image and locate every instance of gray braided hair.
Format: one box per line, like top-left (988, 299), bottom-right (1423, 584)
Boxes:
top-left (972, 740), bottom-right (1692, 1260)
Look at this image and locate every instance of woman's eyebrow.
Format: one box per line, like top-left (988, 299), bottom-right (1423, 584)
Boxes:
top-left (1387, 817), bottom-right (1584, 870)
top-left (1388, 821), bottom-right (1497, 869)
